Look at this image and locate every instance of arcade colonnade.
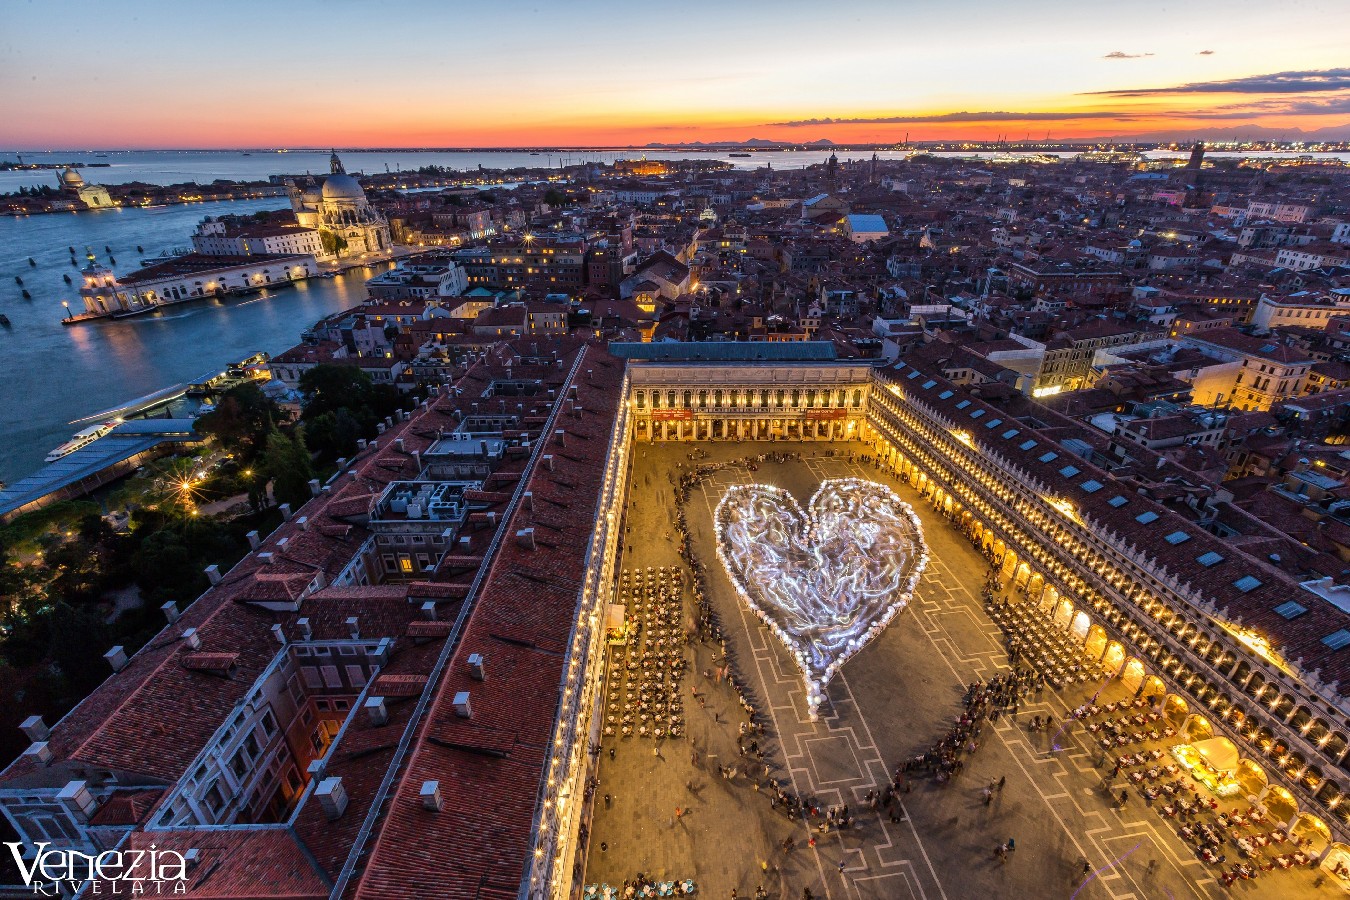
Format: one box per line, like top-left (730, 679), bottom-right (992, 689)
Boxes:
top-left (627, 363), bottom-right (875, 444)
top-left (862, 408), bottom-right (1350, 868)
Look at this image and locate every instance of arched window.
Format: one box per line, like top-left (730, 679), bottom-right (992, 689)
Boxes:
top-left (683, 391), bottom-right (692, 408)
top-left (852, 389), bottom-right (862, 408)
top-left (636, 391), bottom-right (646, 409)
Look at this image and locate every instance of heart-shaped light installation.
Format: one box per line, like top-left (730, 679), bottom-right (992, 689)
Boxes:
top-left (714, 478), bottom-right (927, 719)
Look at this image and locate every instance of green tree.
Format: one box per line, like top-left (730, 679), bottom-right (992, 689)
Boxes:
top-left (47, 603), bottom-right (114, 697)
top-left (262, 427), bottom-right (315, 510)
top-left (299, 364), bottom-right (375, 419)
top-left (130, 529), bottom-right (196, 604)
top-left (319, 230), bottom-right (348, 256)
top-left (195, 382), bottom-right (282, 460)
top-left (304, 408), bottom-right (363, 465)
top-left (544, 189), bottom-right (567, 207)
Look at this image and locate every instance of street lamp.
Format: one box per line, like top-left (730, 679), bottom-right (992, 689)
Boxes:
top-left (61, 300), bottom-right (70, 321)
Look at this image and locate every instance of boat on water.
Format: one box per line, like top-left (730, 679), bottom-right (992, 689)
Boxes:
top-left (45, 421), bottom-right (120, 462)
top-left (729, 152), bottom-right (752, 158)
top-left (110, 304), bottom-right (159, 320)
top-left (0, 314), bottom-right (11, 327)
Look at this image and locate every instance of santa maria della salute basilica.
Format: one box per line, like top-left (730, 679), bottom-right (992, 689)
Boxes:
top-left (287, 151), bottom-right (391, 257)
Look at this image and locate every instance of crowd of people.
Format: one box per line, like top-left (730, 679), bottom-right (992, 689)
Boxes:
top-left (584, 876), bottom-right (698, 898)
top-left (898, 668), bottom-right (1039, 784)
top-left (608, 567), bottom-right (687, 740)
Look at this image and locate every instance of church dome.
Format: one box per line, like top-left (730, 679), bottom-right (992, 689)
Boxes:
top-left (321, 173), bottom-right (365, 202)
top-left (61, 169), bottom-right (85, 187)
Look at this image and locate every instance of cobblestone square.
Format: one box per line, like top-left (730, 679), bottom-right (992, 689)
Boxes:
top-left (583, 439), bottom-right (1333, 900)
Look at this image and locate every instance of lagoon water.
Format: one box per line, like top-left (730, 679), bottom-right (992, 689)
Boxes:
top-left (0, 198), bottom-right (383, 484)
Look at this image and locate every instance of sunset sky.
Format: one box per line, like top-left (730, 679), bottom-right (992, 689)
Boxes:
top-left (2, 0), bottom-right (1348, 147)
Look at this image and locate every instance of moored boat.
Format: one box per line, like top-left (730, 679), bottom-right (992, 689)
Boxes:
top-left (45, 420), bottom-right (120, 462)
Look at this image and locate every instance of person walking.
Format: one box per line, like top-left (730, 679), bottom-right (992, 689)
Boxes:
top-left (997, 775), bottom-right (1006, 791)
top-left (837, 859), bottom-right (846, 875)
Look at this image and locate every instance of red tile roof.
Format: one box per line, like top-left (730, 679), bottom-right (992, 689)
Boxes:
top-left (353, 345), bottom-right (625, 900)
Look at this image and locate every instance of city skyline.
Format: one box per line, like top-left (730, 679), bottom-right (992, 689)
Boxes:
top-left (3, 0), bottom-right (1349, 148)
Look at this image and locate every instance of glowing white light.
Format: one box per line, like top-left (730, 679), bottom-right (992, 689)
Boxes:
top-left (715, 478), bottom-right (928, 720)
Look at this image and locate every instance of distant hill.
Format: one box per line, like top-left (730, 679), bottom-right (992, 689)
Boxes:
top-left (643, 138), bottom-right (835, 148)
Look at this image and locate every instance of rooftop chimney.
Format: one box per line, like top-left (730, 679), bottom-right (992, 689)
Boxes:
top-left (554, 429), bottom-right (566, 447)
top-left (371, 637), bottom-right (393, 665)
top-left (104, 646), bottom-right (128, 672)
top-left (421, 601), bottom-right (437, 621)
top-left (468, 653), bottom-right (486, 681)
top-left (452, 691), bottom-right (472, 718)
top-left (309, 478), bottom-right (322, 497)
top-left (204, 564), bottom-right (221, 585)
top-left (396, 438), bottom-right (405, 453)
top-left (19, 715), bottom-right (49, 742)
top-left (271, 624), bottom-right (287, 646)
top-left (246, 530), bottom-right (261, 550)
top-left (161, 601), bottom-right (180, 624)
top-left (23, 742), bottom-right (52, 766)
top-left (420, 780), bottom-right (443, 812)
top-left (279, 503), bottom-right (292, 519)
top-left (57, 781), bottom-right (97, 822)
top-left (516, 528), bottom-right (536, 550)
top-left (296, 618), bottom-right (313, 640)
top-left (364, 696), bottom-right (388, 726)
top-left (523, 491), bottom-right (533, 510)
top-left (345, 617), bottom-right (360, 640)
top-left (316, 777), bottom-right (348, 820)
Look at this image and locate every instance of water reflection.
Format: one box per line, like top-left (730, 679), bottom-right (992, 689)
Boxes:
top-left (0, 199), bottom-right (381, 482)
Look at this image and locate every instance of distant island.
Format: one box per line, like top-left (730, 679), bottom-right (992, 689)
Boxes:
top-left (0, 159), bottom-right (110, 170)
